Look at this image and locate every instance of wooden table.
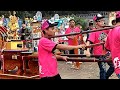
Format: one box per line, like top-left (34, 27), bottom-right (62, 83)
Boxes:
top-left (2, 49), bottom-right (28, 75)
top-left (0, 49), bottom-right (40, 79)
top-left (21, 52), bottom-right (39, 76)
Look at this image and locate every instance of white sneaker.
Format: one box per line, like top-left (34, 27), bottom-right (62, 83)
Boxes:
top-left (66, 61), bottom-right (72, 64)
top-left (70, 65), bottom-right (80, 70)
top-left (70, 65), bottom-right (76, 69)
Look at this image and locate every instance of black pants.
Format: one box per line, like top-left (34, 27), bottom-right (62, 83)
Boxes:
top-left (59, 42), bottom-right (65, 54)
top-left (97, 56), bottom-right (114, 79)
top-left (69, 49), bottom-right (84, 54)
top-left (40, 74), bottom-right (61, 80)
top-left (69, 50), bottom-right (75, 54)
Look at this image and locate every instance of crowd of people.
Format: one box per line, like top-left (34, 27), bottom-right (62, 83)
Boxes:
top-left (37, 11), bottom-right (120, 79)
top-left (1, 11), bottom-right (120, 79)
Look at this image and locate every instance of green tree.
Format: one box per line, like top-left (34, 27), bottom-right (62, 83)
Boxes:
top-left (71, 15), bottom-right (87, 30)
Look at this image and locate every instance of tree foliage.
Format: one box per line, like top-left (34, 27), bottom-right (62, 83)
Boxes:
top-left (0, 11), bottom-right (104, 19)
top-left (0, 11), bottom-right (89, 29)
top-left (70, 14), bottom-right (87, 30)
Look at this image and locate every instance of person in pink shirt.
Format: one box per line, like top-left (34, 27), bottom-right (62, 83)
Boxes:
top-left (38, 20), bottom-right (86, 79)
top-left (105, 11), bottom-right (120, 79)
top-left (65, 19), bottom-right (83, 69)
top-left (65, 19), bottom-right (81, 46)
top-left (85, 14), bottom-right (114, 79)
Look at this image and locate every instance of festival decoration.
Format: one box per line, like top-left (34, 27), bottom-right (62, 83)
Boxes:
top-left (8, 11), bottom-right (19, 39)
top-left (35, 11), bottom-right (42, 22)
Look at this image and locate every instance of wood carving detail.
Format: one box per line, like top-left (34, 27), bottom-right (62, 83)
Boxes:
top-left (28, 60), bottom-right (39, 75)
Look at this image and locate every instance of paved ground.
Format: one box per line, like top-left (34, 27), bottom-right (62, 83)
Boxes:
top-left (58, 61), bottom-right (118, 79)
top-left (57, 34), bottom-right (118, 79)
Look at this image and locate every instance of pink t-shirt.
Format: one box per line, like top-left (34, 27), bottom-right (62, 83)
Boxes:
top-left (38, 37), bottom-right (58, 78)
top-left (88, 28), bottom-right (109, 55)
top-left (105, 26), bottom-right (120, 74)
top-left (65, 27), bottom-right (81, 45)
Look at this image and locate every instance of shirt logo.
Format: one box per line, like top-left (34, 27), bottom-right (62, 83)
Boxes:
top-left (113, 57), bottom-right (120, 69)
top-left (98, 32), bottom-right (107, 41)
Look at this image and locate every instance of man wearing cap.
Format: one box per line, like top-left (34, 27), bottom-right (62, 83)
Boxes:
top-left (85, 14), bottom-right (114, 79)
top-left (38, 20), bottom-right (86, 79)
top-left (105, 11), bottom-right (120, 79)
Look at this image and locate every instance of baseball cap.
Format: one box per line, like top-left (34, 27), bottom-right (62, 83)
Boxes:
top-left (93, 13), bottom-right (105, 22)
top-left (41, 20), bottom-right (58, 30)
top-left (116, 11), bottom-right (120, 18)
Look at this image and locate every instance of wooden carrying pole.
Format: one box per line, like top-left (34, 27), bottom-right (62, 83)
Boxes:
top-left (61, 54), bottom-right (104, 58)
top-left (58, 58), bottom-right (112, 62)
top-left (23, 55), bottom-right (111, 62)
top-left (86, 42), bottom-right (105, 48)
top-left (32, 26), bottom-right (115, 40)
